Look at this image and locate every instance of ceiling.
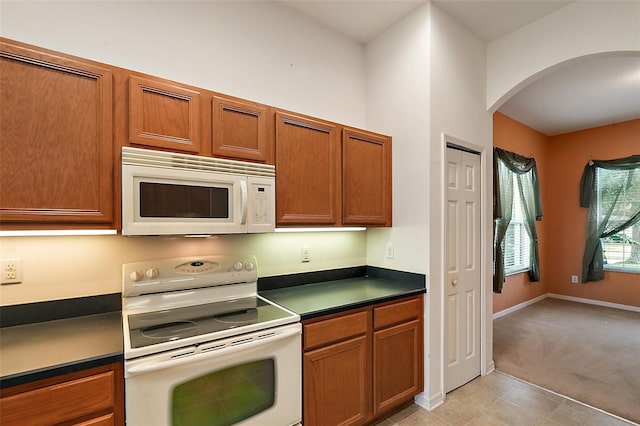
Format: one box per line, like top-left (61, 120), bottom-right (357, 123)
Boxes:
top-left (279, 0), bottom-right (640, 136)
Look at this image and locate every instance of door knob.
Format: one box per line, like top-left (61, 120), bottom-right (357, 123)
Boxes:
top-left (452, 279), bottom-right (458, 286)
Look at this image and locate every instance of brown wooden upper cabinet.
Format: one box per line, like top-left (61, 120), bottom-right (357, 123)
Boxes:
top-left (0, 38), bottom-right (392, 231)
top-left (129, 75), bottom-right (201, 153)
top-left (342, 128), bottom-right (392, 227)
top-left (212, 95), bottom-right (271, 163)
top-left (275, 111), bottom-right (341, 225)
top-left (0, 38), bottom-right (115, 228)
top-left (274, 110), bottom-right (392, 227)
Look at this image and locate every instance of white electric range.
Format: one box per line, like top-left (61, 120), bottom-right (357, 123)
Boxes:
top-left (121, 254), bottom-right (301, 426)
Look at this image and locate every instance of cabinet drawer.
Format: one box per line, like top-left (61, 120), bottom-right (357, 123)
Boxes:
top-left (304, 311), bottom-right (368, 350)
top-left (374, 297), bottom-right (422, 330)
top-left (0, 371), bottom-right (114, 426)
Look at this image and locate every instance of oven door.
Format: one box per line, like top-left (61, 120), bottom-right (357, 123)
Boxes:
top-left (125, 323), bottom-right (301, 426)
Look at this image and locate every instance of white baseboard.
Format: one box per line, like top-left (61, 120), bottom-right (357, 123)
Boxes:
top-left (493, 294), bottom-right (547, 319)
top-left (484, 360), bottom-right (495, 375)
top-left (414, 391), bottom-right (444, 411)
top-left (547, 293), bottom-right (640, 313)
top-left (493, 293), bottom-right (640, 319)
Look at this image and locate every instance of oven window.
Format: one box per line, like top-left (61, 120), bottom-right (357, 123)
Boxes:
top-left (171, 358), bottom-right (275, 426)
top-left (139, 182), bottom-right (229, 219)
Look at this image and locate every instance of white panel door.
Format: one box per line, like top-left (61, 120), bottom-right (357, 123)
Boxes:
top-left (444, 147), bottom-right (481, 393)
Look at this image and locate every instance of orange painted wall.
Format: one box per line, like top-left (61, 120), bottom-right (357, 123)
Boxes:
top-left (493, 112), bottom-right (549, 313)
top-left (546, 119), bottom-right (640, 307)
top-left (493, 114), bottom-right (640, 313)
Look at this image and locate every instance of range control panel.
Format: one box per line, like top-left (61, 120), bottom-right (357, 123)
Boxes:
top-left (122, 255), bottom-right (258, 297)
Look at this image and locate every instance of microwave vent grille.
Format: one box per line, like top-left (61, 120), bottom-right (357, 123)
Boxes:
top-left (122, 147), bottom-right (275, 178)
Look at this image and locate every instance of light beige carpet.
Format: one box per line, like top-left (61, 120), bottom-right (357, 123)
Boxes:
top-left (493, 297), bottom-right (640, 424)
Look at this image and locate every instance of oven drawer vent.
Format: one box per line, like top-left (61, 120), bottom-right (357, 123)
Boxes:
top-left (200, 343), bottom-right (226, 353)
top-left (258, 332), bottom-right (276, 340)
top-left (230, 337), bottom-right (254, 346)
top-left (170, 350), bottom-right (195, 359)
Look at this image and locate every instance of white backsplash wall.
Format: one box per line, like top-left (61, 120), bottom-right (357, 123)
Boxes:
top-left (0, 232), bottom-right (366, 306)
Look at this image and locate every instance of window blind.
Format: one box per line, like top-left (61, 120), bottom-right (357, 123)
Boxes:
top-left (503, 179), bottom-right (531, 274)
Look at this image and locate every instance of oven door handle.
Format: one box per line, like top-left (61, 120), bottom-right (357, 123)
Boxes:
top-left (126, 324), bottom-right (300, 376)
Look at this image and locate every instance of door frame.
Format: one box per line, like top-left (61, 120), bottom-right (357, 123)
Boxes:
top-left (440, 133), bottom-right (494, 397)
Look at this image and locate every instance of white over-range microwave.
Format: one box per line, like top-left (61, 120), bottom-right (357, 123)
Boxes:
top-left (121, 147), bottom-right (275, 236)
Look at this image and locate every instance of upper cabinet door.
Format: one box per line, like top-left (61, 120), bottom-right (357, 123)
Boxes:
top-left (275, 111), bottom-right (340, 225)
top-left (0, 38), bottom-right (114, 227)
top-left (342, 128), bottom-right (392, 226)
top-left (212, 95), bottom-right (270, 163)
top-left (129, 76), bottom-right (201, 153)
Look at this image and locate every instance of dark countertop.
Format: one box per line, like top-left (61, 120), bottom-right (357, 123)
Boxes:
top-left (260, 275), bottom-right (426, 320)
top-left (0, 268), bottom-right (424, 388)
top-left (0, 307), bottom-right (123, 390)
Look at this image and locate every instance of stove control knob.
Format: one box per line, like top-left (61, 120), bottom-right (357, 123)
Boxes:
top-left (129, 270), bottom-right (144, 282)
top-left (245, 262), bottom-right (255, 271)
top-left (145, 268), bottom-right (159, 279)
top-left (233, 261), bottom-right (244, 271)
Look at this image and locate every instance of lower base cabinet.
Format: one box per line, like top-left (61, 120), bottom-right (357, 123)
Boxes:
top-left (0, 362), bottom-right (124, 426)
top-left (303, 295), bottom-right (424, 426)
top-left (304, 335), bottom-right (370, 425)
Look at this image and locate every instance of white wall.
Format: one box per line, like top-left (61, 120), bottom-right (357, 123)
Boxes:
top-left (364, 4), bottom-right (431, 274)
top-left (426, 3), bottom-right (493, 409)
top-left (487, 1), bottom-right (640, 111)
top-left (363, 0), bottom-right (432, 409)
top-left (0, 1), bottom-right (371, 306)
top-left (364, 1), bottom-right (492, 410)
top-left (0, 1), bottom-right (367, 127)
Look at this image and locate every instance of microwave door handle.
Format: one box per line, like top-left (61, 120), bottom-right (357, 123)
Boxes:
top-left (240, 180), bottom-right (248, 225)
top-left (126, 325), bottom-right (300, 376)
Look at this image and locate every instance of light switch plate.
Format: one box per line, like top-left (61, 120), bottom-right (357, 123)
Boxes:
top-left (301, 247), bottom-right (311, 263)
top-left (385, 243), bottom-right (395, 259)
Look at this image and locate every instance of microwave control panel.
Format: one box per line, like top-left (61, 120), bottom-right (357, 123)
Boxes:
top-left (248, 177), bottom-right (275, 229)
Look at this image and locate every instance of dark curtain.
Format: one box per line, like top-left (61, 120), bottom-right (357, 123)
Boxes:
top-left (493, 148), bottom-right (543, 293)
top-left (580, 155), bottom-right (640, 282)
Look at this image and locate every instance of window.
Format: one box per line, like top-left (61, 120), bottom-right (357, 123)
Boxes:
top-left (503, 179), bottom-right (531, 274)
top-left (493, 147), bottom-right (542, 293)
top-left (597, 167), bottom-right (640, 273)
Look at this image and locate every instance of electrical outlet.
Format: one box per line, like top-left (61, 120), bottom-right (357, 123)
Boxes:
top-left (1, 259), bottom-right (23, 284)
top-left (301, 247), bottom-right (311, 263)
top-left (571, 275), bottom-right (579, 284)
top-left (385, 243), bottom-right (395, 259)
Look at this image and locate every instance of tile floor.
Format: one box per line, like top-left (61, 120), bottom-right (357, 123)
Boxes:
top-left (375, 371), bottom-right (636, 426)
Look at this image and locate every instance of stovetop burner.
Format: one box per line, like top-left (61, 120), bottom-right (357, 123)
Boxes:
top-left (142, 321), bottom-right (198, 339)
